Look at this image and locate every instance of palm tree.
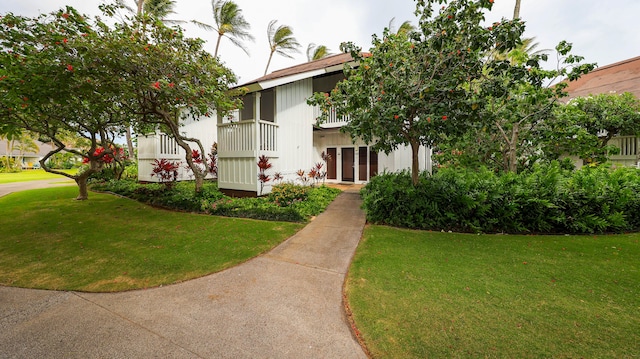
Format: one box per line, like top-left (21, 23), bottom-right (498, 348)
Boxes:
top-left (493, 37), bottom-right (549, 64)
top-left (116, 0), bottom-right (178, 21)
top-left (193, 0), bottom-right (254, 57)
top-left (388, 17), bottom-right (416, 35)
top-left (115, 0), bottom-right (178, 159)
top-left (264, 20), bottom-right (301, 75)
top-left (306, 43), bottom-right (331, 61)
top-left (513, 0), bottom-right (521, 19)
top-left (142, 0), bottom-right (176, 19)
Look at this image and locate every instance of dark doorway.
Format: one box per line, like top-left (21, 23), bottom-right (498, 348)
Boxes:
top-left (369, 150), bottom-right (378, 178)
top-left (326, 148), bottom-right (337, 180)
top-left (342, 148), bottom-right (354, 182)
top-left (359, 147), bottom-right (368, 181)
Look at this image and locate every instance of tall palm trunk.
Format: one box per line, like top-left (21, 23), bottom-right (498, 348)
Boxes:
top-left (513, 0), bottom-right (521, 19)
top-left (214, 33), bottom-right (223, 57)
top-left (264, 51), bottom-right (274, 76)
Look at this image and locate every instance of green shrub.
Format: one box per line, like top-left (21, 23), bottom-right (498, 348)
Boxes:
top-left (92, 180), bottom-right (340, 222)
top-left (361, 163), bottom-right (640, 234)
top-left (269, 183), bottom-right (309, 206)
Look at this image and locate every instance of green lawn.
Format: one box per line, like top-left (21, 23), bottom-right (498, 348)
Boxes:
top-left (0, 187), bottom-right (302, 292)
top-left (347, 225), bottom-right (639, 358)
top-left (0, 169), bottom-right (77, 184)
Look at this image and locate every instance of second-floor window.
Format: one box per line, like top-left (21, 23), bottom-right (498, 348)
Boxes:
top-left (260, 88), bottom-right (275, 122)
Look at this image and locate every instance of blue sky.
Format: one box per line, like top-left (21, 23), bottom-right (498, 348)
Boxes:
top-left (2, 0), bottom-right (639, 84)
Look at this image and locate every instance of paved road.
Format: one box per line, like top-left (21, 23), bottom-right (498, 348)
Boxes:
top-left (0, 177), bottom-right (75, 198)
top-left (0, 189), bottom-right (368, 358)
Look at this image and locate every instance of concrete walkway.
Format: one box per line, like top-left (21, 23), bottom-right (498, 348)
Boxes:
top-left (0, 177), bottom-right (74, 198)
top-left (0, 187), bottom-right (368, 358)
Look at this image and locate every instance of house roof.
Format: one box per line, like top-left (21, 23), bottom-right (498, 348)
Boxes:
top-left (563, 56), bottom-right (640, 99)
top-left (0, 139), bottom-right (55, 158)
top-left (238, 52), bottom-right (368, 92)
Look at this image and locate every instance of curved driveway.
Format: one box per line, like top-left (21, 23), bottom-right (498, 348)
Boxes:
top-left (0, 177), bottom-right (75, 198)
top-left (0, 184), bottom-right (368, 359)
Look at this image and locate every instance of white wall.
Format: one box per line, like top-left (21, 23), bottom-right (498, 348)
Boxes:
top-left (273, 78), bottom-right (315, 184)
top-left (137, 113), bottom-right (218, 182)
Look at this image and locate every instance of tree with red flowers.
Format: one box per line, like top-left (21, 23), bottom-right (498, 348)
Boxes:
top-left (309, 0), bottom-right (525, 186)
top-left (0, 6), bottom-right (131, 199)
top-left (1, 4), bottom-right (242, 198)
top-left (109, 11), bottom-right (243, 193)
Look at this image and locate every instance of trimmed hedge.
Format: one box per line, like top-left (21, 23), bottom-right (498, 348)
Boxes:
top-left (361, 163), bottom-right (640, 234)
top-left (91, 180), bottom-right (340, 222)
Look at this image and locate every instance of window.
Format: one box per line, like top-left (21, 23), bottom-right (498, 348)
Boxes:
top-left (260, 89), bottom-right (275, 122)
top-left (313, 72), bottom-right (345, 94)
top-left (240, 93), bottom-right (254, 121)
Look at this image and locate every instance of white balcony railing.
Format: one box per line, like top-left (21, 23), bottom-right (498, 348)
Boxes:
top-left (313, 106), bottom-right (349, 128)
top-left (159, 133), bottom-right (179, 156)
top-left (610, 136), bottom-right (638, 157)
top-left (218, 120), bottom-right (278, 156)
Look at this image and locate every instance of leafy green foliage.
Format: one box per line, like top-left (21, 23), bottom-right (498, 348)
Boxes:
top-left (0, 4), bottom-right (242, 198)
top-left (93, 180), bottom-right (340, 222)
top-left (547, 92), bottom-right (640, 164)
top-left (310, 0), bottom-right (525, 185)
top-left (269, 182), bottom-right (309, 206)
top-left (361, 164), bottom-right (640, 234)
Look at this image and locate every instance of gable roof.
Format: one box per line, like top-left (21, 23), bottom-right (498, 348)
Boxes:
top-left (0, 139), bottom-right (55, 157)
top-left (563, 56), bottom-right (640, 99)
top-left (239, 52), bottom-right (367, 92)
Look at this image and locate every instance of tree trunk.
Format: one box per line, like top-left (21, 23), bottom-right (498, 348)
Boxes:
top-left (125, 127), bottom-right (135, 160)
top-left (75, 176), bottom-right (89, 201)
top-left (410, 140), bottom-right (420, 186)
top-left (508, 123), bottom-right (520, 173)
top-left (513, 0), bottom-right (521, 19)
top-left (214, 33), bottom-right (223, 57)
top-left (264, 51), bottom-right (274, 76)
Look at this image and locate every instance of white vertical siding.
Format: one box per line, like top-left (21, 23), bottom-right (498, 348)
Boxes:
top-left (137, 113), bottom-right (218, 182)
top-left (276, 79), bottom-right (314, 182)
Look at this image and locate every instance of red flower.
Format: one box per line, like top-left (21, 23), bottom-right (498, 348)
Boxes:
top-left (66, 64), bottom-right (73, 72)
top-left (63, 38), bottom-right (68, 44)
top-left (62, 13), bottom-right (70, 19)
top-left (153, 81), bottom-right (161, 89)
top-left (442, 115), bottom-right (447, 120)
top-left (394, 115), bottom-right (400, 119)
top-left (168, 82), bottom-right (175, 88)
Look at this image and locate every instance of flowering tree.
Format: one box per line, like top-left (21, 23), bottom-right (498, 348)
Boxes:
top-left (109, 11), bottom-right (243, 193)
top-left (309, 0), bottom-right (525, 186)
top-left (1, 4), bottom-right (242, 197)
top-left (0, 6), bottom-right (131, 199)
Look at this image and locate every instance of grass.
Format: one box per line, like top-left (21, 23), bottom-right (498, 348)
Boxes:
top-left (0, 169), bottom-right (77, 184)
top-left (347, 225), bottom-right (640, 358)
top-left (0, 186), bottom-right (302, 292)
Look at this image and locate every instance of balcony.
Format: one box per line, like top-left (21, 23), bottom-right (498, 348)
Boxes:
top-left (609, 135), bottom-right (639, 166)
top-left (313, 106), bottom-right (349, 129)
top-left (218, 120), bottom-right (278, 157)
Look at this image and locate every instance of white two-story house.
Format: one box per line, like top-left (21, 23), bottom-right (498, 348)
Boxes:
top-left (139, 52), bottom-right (432, 196)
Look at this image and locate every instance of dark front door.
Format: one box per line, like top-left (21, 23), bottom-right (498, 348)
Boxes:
top-left (359, 146), bottom-right (368, 181)
top-left (326, 148), bottom-right (337, 180)
top-left (342, 148), bottom-right (354, 182)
